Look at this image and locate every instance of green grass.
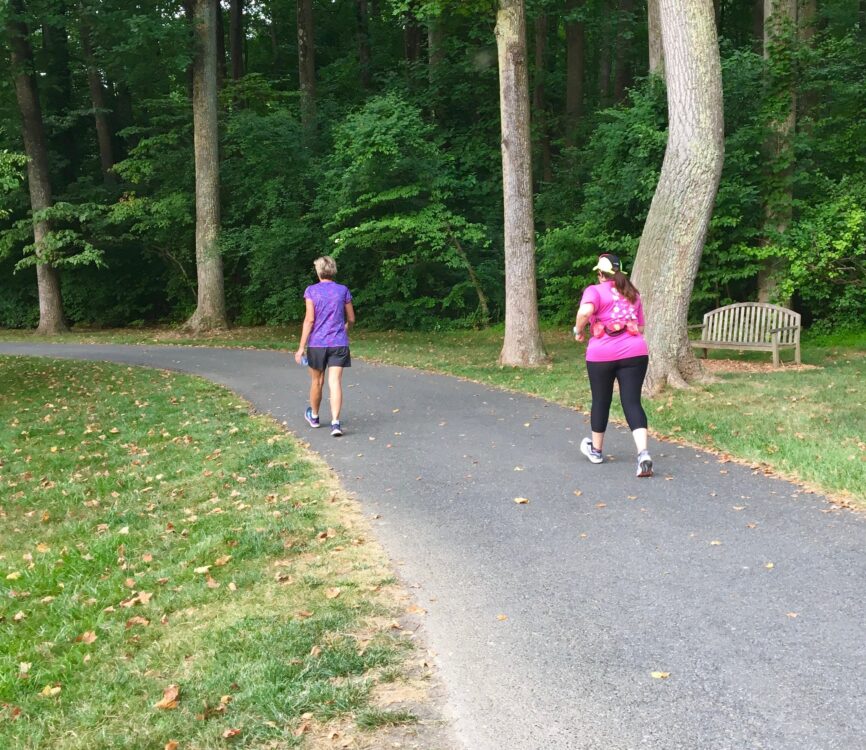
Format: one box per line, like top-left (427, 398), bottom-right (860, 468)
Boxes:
top-left (1, 323), bottom-right (864, 504)
top-left (0, 357), bottom-right (417, 749)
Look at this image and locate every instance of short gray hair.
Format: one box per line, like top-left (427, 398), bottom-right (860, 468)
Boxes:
top-left (314, 255), bottom-right (337, 279)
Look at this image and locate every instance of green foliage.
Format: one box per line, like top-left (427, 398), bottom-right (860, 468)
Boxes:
top-left (318, 93), bottom-right (495, 328)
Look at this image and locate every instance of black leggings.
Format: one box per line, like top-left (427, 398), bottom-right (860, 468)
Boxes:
top-left (586, 355), bottom-right (649, 433)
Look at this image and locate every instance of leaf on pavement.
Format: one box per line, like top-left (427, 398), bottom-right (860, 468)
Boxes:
top-left (513, 497), bottom-right (529, 504)
top-left (650, 671), bottom-right (670, 680)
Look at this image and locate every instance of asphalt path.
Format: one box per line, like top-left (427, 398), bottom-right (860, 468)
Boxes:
top-left (2, 343), bottom-right (865, 750)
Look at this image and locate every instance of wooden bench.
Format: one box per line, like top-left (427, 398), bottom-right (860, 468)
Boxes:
top-left (689, 302), bottom-right (801, 367)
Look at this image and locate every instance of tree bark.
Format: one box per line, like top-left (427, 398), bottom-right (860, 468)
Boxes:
top-left (297, 0), bottom-right (316, 129)
top-left (404, 13), bottom-right (422, 62)
top-left (357, 0), bottom-right (372, 88)
top-left (648, 0), bottom-right (664, 79)
top-left (613, 0), bottom-right (634, 101)
top-left (41, 2), bottom-right (78, 188)
top-left (752, 0), bottom-right (764, 53)
top-left (7, 0), bottom-right (68, 334)
top-left (564, 0), bottom-right (585, 146)
top-left (496, 0), bottom-right (547, 366)
top-left (532, 13), bottom-right (553, 182)
top-left (758, 0), bottom-right (797, 303)
top-left (597, 1), bottom-right (612, 107)
top-left (79, 15), bottom-right (116, 184)
top-left (185, 0), bottom-right (227, 332)
top-left (427, 14), bottom-right (444, 82)
top-left (216, 4), bottom-right (227, 87)
top-left (230, 0), bottom-right (244, 79)
top-left (631, 0), bottom-right (725, 394)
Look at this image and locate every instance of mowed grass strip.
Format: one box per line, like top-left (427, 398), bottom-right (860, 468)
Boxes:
top-left (0, 357), bottom-right (418, 750)
top-left (1, 325), bottom-right (863, 503)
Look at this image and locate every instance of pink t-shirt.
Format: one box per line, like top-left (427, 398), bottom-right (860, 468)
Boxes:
top-left (580, 280), bottom-right (649, 362)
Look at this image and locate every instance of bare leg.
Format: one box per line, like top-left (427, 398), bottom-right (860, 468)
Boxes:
top-left (328, 366), bottom-right (344, 422)
top-left (592, 431), bottom-right (605, 452)
top-left (309, 368), bottom-right (325, 415)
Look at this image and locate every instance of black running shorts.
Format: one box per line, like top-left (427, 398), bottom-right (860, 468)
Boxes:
top-left (306, 346), bottom-right (351, 370)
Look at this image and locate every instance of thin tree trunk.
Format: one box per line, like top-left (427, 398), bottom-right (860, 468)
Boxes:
top-left (752, 0), bottom-right (764, 53)
top-left (565, 0), bottom-right (585, 146)
top-left (41, 3), bottom-right (77, 188)
top-left (7, 0), bottom-right (68, 334)
top-left (496, 0), bottom-right (547, 366)
top-left (297, 0), bottom-right (316, 129)
top-left (404, 14), bottom-right (422, 61)
top-left (648, 0), bottom-right (664, 79)
top-left (357, 0), bottom-right (372, 88)
top-left (427, 15), bottom-right (444, 82)
top-left (631, 0), bottom-right (725, 394)
top-left (230, 0), bottom-right (244, 79)
top-left (79, 15), bottom-right (116, 184)
top-left (597, 2), bottom-right (612, 107)
top-left (613, 0), bottom-right (634, 101)
top-left (758, 0), bottom-right (797, 303)
top-left (185, 0), bottom-right (227, 332)
top-left (532, 13), bottom-right (552, 182)
top-left (447, 226), bottom-right (490, 327)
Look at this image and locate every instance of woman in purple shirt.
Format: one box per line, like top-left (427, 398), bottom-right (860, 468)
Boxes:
top-left (294, 256), bottom-right (356, 436)
top-left (573, 253), bottom-right (653, 477)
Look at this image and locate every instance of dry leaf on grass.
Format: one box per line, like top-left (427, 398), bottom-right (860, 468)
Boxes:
top-left (154, 684), bottom-right (180, 710)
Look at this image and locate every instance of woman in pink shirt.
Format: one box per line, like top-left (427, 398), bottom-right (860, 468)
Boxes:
top-left (573, 253), bottom-right (653, 477)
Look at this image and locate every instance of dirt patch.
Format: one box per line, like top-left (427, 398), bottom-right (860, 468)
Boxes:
top-left (701, 358), bottom-right (820, 374)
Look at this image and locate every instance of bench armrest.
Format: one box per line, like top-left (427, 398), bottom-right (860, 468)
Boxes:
top-left (687, 324), bottom-right (705, 330)
top-left (769, 325), bottom-right (800, 334)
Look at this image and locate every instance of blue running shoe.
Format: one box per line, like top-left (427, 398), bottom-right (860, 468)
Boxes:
top-left (305, 407), bottom-right (320, 428)
top-left (330, 421), bottom-right (343, 437)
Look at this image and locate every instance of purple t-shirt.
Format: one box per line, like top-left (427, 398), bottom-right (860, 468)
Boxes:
top-left (304, 281), bottom-right (353, 348)
top-left (580, 280), bottom-right (648, 362)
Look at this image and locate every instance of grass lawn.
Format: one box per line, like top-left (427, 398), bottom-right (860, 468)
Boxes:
top-left (1, 324), bottom-right (864, 505)
top-left (0, 357), bottom-right (439, 750)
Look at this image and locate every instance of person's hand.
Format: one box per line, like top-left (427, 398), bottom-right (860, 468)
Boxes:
top-left (573, 325), bottom-right (584, 343)
top-left (294, 349), bottom-right (305, 365)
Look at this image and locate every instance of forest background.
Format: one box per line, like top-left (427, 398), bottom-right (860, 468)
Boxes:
top-left (1, 0), bottom-right (865, 335)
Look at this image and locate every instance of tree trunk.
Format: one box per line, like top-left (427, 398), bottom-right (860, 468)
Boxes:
top-left (79, 15), bottom-right (116, 184)
top-left (230, 0), bottom-right (244, 79)
top-left (758, 0), bottom-right (797, 303)
top-left (631, 0), bottom-right (725, 394)
top-left (597, 1), bottom-right (612, 107)
top-left (496, 0), bottom-right (547, 366)
top-left (185, 0), bottom-right (227, 332)
top-left (297, 0), bottom-right (316, 129)
top-left (41, 3), bottom-right (78, 189)
top-left (448, 226), bottom-right (491, 327)
top-left (648, 0), bottom-right (664, 78)
top-left (752, 0), bottom-right (764, 53)
top-left (427, 15), bottom-right (444, 82)
top-left (613, 0), bottom-right (634, 101)
top-left (404, 14), bottom-right (422, 62)
top-left (357, 0), bottom-right (372, 88)
top-left (7, 0), bottom-right (68, 334)
top-left (564, 0), bottom-right (585, 147)
top-left (216, 4), bottom-right (227, 87)
top-left (532, 13), bottom-right (553, 182)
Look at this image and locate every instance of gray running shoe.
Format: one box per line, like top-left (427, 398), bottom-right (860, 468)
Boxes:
top-left (580, 437), bottom-right (604, 464)
top-left (636, 450), bottom-right (653, 478)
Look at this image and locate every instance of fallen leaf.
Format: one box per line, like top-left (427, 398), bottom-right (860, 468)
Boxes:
top-left (406, 603), bottom-right (427, 615)
top-left (222, 728), bottom-right (241, 739)
top-left (513, 497), bottom-right (530, 505)
top-left (573, 490), bottom-right (583, 497)
top-left (76, 631), bottom-right (98, 644)
top-left (6, 571), bottom-right (22, 581)
top-left (193, 566), bottom-right (211, 575)
top-left (13, 611), bottom-right (26, 622)
top-left (206, 575), bottom-right (220, 589)
top-left (765, 562), bottom-right (775, 569)
top-left (310, 645), bottom-right (322, 657)
top-left (126, 616), bottom-right (150, 628)
top-left (325, 587), bottom-right (341, 599)
top-left (154, 684), bottom-right (180, 710)
top-left (496, 614), bottom-right (508, 621)
top-left (213, 555), bottom-right (232, 567)
top-left (786, 612), bottom-right (798, 618)
top-left (165, 742), bottom-right (179, 750)
top-left (710, 540), bottom-right (722, 546)
top-left (651, 671), bottom-right (670, 680)
top-left (39, 684), bottom-right (62, 697)
top-left (595, 502), bottom-right (607, 509)
top-left (296, 610), bottom-right (314, 619)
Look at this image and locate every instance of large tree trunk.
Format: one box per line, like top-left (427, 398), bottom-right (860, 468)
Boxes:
top-left (230, 0), bottom-right (244, 79)
top-left (613, 0), bottom-right (634, 101)
top-left (758, 0), bottom-right (797, 303)
top-left (532, 13), bottom-right (553, 182)
top-left (631, 0), bottom-right (724, 395)
top-left (496, 0), bottom-right (547, 366)
top-left (79, 16), bottom-right (116, 184)
top-left (7, 0), bottom-right (68, 334)
top-left (185, 0), bottom-right (227, 332)
top-left (564, 0), bottom-right (585, 147)
top-left (297, 0), bottom-right (316, 129)
top-left (648, 0), bottom-right (664, 78)
top-left (357, 0), bottom-right (372, 88)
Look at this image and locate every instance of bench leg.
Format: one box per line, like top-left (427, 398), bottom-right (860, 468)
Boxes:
top-left (795, 343), bottom-right (801, 365)
top-left (772, 342), bottom-right (780, 368)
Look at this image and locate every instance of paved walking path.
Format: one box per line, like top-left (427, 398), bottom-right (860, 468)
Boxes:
top-left (2, 343), bottom-right (865, 750)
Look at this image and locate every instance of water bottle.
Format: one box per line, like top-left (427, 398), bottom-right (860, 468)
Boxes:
top-left (301, 354), bottom-right (308, 366)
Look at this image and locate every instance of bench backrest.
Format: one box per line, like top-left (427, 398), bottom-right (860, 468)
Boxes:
top-left (701, 303), bottom-right (801, 344)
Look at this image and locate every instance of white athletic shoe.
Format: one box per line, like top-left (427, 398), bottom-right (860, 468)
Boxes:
top-left (636, 450), bottom-right (653, 478)
top-left (580, 437), bottom-right (604, 464)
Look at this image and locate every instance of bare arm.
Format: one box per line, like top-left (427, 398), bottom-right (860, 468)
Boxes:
top-left (574, 302), bottom-right (595, 342)
top-left (344, 301), bottom-right (355, 330)
top-left (294, 298), bottom-right (315, 364)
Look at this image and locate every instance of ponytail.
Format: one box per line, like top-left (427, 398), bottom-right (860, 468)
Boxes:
top-left (602, 270), bottom-right (639, 303)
